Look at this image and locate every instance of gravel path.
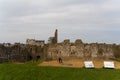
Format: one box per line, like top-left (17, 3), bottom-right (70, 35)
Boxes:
top-left (39, 59), bottom-right (120, 69)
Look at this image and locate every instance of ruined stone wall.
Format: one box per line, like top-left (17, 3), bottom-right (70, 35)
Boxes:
top-left (47, 39), bottom-right (115, 59)
top-left (0, 39), bottom-right (119, 62)
top-left (26, 39), bottom-right (45, 46)
top-left (0, 44), bottom-right (46, 62)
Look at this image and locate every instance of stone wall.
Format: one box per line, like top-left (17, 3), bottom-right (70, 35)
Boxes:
top-left (47, 39), bottom-right (116, 60)
top-left (0, 39), bottom-right (120, 62)
top-left (0, 44), bottom-right (46, 62)
top-left (26, 39), bottom-right (45, 46)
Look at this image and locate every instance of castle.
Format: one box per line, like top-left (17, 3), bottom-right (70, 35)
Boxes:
top-left (46, 29), bottom-right (115, 60)
top-left (0, 29), bottom-right (120, 62)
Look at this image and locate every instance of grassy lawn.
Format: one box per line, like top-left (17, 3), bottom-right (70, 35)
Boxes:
top-left (0, 62), bottom-right (120, 80)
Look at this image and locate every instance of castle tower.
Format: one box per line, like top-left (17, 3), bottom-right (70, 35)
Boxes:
top-left (54, 29), bottom-right (58, 43)
top-left (48, 29), bottom-right (58, 44)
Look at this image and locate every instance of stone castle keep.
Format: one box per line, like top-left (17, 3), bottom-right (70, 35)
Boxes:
top-left (0, 29), bottom-right (120, 62)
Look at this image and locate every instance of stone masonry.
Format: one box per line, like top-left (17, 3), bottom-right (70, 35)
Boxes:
top-left (47, 29), bottom-right (118, 60)
top-left (0, 29), bottom-right (120, 62)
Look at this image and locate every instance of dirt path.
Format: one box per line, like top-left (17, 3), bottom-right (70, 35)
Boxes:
top-left (39, 59), bottom-right (120, 69)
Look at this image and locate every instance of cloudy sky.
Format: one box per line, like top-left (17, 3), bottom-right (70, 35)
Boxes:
top-left (0, 0), bottom-right (120, 44)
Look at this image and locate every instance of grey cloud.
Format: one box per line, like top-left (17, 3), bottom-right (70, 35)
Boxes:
top-left (0, 0), bottom-right (120, 44)
top-left (0, 0), bottom-right (108, 18)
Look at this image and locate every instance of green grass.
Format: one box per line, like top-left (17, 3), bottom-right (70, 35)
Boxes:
top-left (0, 62), bottom-right (120, 80)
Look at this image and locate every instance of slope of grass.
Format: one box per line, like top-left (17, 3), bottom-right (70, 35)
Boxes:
top-left (0, 62), bottom-right (120, 80)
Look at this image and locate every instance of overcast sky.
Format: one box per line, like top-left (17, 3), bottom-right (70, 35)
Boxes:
top-left (0, 0), bottom-right (120, 44)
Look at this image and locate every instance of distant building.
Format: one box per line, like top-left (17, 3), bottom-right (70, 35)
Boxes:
top-left (26, 39), bottom-right (45, 46)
